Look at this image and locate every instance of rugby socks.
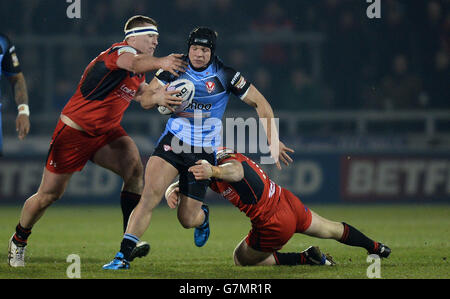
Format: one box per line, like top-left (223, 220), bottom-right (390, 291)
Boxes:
top-left (13, 223), bottom-right (32, 246)
top-left (273, 252), bottom-right (310, 265)
top-left (120, 233), bottom-right (139, 261)
top-left (196, 204), bottom-right (209, 229)
top-left (339, 222), bottom-right (379, 254)
top-left (120, 191), bottom-right (141, 233)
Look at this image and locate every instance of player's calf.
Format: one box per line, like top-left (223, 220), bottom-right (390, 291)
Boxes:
top-left (305, 211), bottom-right (391, 258)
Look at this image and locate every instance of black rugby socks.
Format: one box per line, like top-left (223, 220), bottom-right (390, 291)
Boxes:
top-left (13, 223), bottom-right (32, 246)
top-left (339, 222), bottom-right (378, 253)
top-left (273, 252), bottom-right (310, 265)
top-left (120, 191), bottom-right (141, 233)
top-left (120, 233), bottom-right (139, 261)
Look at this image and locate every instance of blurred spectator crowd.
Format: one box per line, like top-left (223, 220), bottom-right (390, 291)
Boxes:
top-left (0, 0), bottom-right (449, 113)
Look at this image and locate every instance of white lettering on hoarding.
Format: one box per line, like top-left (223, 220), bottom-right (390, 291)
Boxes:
top-left (0, 161), bottom-right (120, 200)
top-left (345, 159), bottom-right (450, 198)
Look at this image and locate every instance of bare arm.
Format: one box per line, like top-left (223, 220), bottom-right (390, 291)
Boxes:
top-left (242, 84), bottom-right (294, 169)
top-left (188, 160), bottom-right (244, 183)
top-left (242, 84), bottom-right (276, 144)
top-left (7, 73), bottom-right (30, 140)
top-left (8, 73), bottom-right (28, 106)
top-left (117, 53), bottom-right (187, 76)
top-left (169, 160), bottom-right (243, 209)
top-left (136, 77), bottom-right (182, 111)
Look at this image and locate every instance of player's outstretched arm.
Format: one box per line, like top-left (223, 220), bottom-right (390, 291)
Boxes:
top-left (188, 160), bottom-right (244, 182)
top-left (7, 72), bottom-right (30, 140)
top-left (117, 53), bottom-right (187, 76)
top-left (242, 84), bottom-right (294, 169)
top-left (135, 78), bottom-right (182, 111)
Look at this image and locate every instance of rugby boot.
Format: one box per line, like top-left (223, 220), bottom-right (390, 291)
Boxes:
top-left (372, 242), bottom-right (391, 258)
top-left (129, 241), bottom-right (150, 261)
top-left (302, 246), bottom-right (336, 266)
top-left (102, 252), bottom-right (130, 270)
top-left (8, 235), bottom-right (26, 267)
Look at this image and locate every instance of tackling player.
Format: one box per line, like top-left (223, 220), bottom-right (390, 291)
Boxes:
top-left (7, 15), bottom-right (188, 267)
top-left (103, 27), bottom-right (294, 270)
top-left (165, 148), bottom-right (391, 266)
top-left (0, 33), bottom-right (30, 154)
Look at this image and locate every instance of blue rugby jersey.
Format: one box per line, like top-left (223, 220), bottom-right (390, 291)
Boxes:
top-left (0, 34), bottom-right (22, 154)
top-left (0, 34), bottom-right (22, 92)
top-left (155, 55), bottom-right (251, 148)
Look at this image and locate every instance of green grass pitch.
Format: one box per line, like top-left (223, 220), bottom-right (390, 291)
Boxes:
top-left (0, 204), bottom-right (449, 279)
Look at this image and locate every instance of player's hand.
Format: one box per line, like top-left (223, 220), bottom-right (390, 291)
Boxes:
top-left (165, 183), bottom-right (180, 209)
top-left (16, 114), bottom-right (30, 140)
top-left (272, 141), bottom-right (294, 170)
top-left (159, 54), bottom-right (188, 77)
top-left (156, 83), bottom-right (183, 112)
top-left (188, 160), bottom-right (213, 180)
top-left (139, 83), bottom-right (182, 112)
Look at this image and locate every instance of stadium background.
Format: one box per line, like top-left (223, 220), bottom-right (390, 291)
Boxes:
top-left (0, 0), bottom-right (449, 205)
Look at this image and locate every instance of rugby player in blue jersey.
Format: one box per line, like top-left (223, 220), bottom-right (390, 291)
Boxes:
top-left (104, 27), bottom-right (294, 270)
top-left (0, 33), bottom-right (30, 155)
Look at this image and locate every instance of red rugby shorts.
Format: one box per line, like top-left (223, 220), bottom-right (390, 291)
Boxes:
top-left (46, 120), bottom-right (128, 174)
top-left (245, 188), bottom-right (312, 252)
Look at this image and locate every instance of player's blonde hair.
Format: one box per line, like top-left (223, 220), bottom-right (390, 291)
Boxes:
top-left (124, 15), bottom-right (157, 32)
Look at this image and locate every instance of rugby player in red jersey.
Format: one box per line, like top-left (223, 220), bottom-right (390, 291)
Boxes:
top-left (8, 15), bottom-right (188, 267)
top-left (165, 148), bottom-right (391, 266)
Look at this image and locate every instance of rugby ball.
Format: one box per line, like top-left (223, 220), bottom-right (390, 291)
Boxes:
top-left (158, 79), bottom-right (195, 115)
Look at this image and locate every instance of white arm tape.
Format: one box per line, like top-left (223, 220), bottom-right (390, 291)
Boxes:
top-left (17, 104), bottom-right (30, 116)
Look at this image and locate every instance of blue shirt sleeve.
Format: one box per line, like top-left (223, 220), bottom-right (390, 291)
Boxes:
top-left (216, 57), bottom-right (251, 99)
top-left (0, 34), bottom-right (22, 76)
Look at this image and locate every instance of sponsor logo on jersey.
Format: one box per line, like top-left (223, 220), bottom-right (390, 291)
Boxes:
top-left (231, 72), bottom-right (241, 85)
top-left (205, 81), bottom-right (215, 93)
top-left (222, 187), bottom-right (233, 197)
top-left (187, 101), bottom-right (212, 111)
top-left (234, 76), bottom-right (247, 90)
top-left (163, 144), bottom-right (172, 152)
top-left (117, 84), bottom-right (136, 102)
top-left (11, 53), bottom-right (20, 67)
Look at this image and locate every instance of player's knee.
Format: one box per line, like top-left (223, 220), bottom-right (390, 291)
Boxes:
top-left (177, 213), bottom-right (197, 229)
top-left (38, 191), bottom-right (63, 208)
top-left (139, 189), bottom-right (164, 212)
top-left (145, 184), bottom-right (165, 201)
top-left (233, 248), bottom-right (244, 266)
top-left (233, 243), bottom-right (253, 266)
